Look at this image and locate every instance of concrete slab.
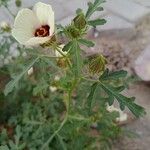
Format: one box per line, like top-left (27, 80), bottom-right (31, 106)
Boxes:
top-left (103, 0), bottom-right (150, 23)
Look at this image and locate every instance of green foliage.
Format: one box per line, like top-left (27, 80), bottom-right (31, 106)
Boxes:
top-left (78, 38), bottom-right (95, 47)
top-left (86, 0), bottom-right (106, 19)
top-left (4, 57), bottom-right (39, 96)
top-left (88, 18), bottom-right (106, 27)
top-left (0, 0), bottom-right (146, 150)
top-left (86, 69), bottom-right (146, 118)
top-left (87, 82), bottom-right (98, 112)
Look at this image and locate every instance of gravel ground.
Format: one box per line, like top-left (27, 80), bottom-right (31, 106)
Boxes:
top-left (90, 16), bottom-right (150, 150)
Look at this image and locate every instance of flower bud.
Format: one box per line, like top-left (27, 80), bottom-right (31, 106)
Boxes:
top-left (28, 67), bottom-right (34, 76)
top-left (89, 55), bottom-right (106, 74)
top-left (57, 58), bottom-right (67, 68)
top-left (54, 75), bottom-right (60, 81)
top-left (67, 26), bottom-right (80, 38)
top-left (0, 21), bottom-right (11, 32)
top-left (73, 13), bottom-right (86, 30)
top-left (15, 0), bottom-right (22, 7)
top-left (49, 86), bottom-right (57, 92)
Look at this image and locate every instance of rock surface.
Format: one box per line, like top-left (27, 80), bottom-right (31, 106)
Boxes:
top-left (134, 46), bottom-right (150, 81)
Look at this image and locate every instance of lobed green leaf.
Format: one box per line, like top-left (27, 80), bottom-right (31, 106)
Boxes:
top-left (78, 38), bottom-right (95, 47)
top-left (87, 82), bottom-right (98, 112)
top-left (4, 57), bottom-right (39, 96)
top-left (88, 18), bottom-right (106, 27)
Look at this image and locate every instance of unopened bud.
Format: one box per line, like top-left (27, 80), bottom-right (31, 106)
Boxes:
top-left (28, 67), bottom-right (33, 76)
top-left (73, 13), bottom-right (86, 30)
top-left (0, 21), bottom-right (11, 32)
top-left (54, 75), bottom-right (60, 81)
top-left (67, 26), bottom-right (80, 38)
top-left (49, 86), bottom-right (57, 92)
top-left (15, 0), bottom-right (21, 7)
top-left (89, 55), bottom-right (106, 74)
top-left (57, 58), bottom-right (67, 68)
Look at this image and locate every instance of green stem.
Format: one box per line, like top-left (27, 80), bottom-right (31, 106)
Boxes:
top-left (41, 114), bottom-right (68, 150)
top-left (41, 92), bottom-right (71, 150)
top-left (82, 76), bottom-right (98, 82)
top-left (41, 75), bottom-right (79, 149)
top-left (29, 52), bottom-right (60, 59)
top-left (55, 47), bottom-right (72, 69)
top-left (68, 115), bottom-right (90, 122)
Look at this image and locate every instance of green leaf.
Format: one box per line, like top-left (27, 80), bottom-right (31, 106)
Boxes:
top-left (62, 41), bottom-right (73, 52)
top-left (88, 19), bottom-right (106, 27)
top-left (4, 57), bottom-right (39, 96)
top-left (76, 8), bottom-right (83, 15)
top-left (87, 82), bottom-right (98, 112)
top-left (96, 6), bottom-right (104, 11)
top-left (86, 0), bottom-right (106, 19)
top-left (0, 146), bottom-right (9, 150)
top-left (100, 69), bottom-right (128, 80)
top-left (78, 38), bottom-right (95, 47)
top-left (57, 134), bottom-right (67, 150)
top-left (100, 83), bottom-right (146, 117)
top-left (70, 41), bottom-right (83, 77)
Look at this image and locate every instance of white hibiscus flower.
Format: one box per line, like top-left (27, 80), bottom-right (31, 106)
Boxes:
top-left (12, 2), bottom-right (54, 46)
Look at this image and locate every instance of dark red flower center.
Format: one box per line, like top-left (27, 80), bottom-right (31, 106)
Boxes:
top-left (34, 25), bottom-right (50, 37)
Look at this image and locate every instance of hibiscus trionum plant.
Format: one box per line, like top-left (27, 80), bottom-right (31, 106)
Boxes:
top-left (0, 0), bottom-right (146, 150)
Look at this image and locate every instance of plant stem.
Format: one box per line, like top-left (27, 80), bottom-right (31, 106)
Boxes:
top-left (82, 76), bottom-right (98, 82)
top-left (41, 91), bottom-right (71, 150)
top-left (68, 115), bottom-right (90, 122)
top-left (41, 113), bottom-right (68, 150)
top-left (55, 47), bottom-right (72, 69)
top-left (29, 52), bottom-right (60, 59)
top-left (41, 75), bottom-right (79, 149)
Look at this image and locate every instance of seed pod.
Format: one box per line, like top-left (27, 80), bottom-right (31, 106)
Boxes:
top-left (89, 55), bottom-right (106, 74)
top-left (73, 13), bottom-right (86, 30)
top-left (15, 0), bottom-right (22, 7)
top-left (67, 26), bottom-right (80, 38)
top-left (0, 21), bottom-right (11, 32)
top-left (57, 58), bottom-right (67, 68)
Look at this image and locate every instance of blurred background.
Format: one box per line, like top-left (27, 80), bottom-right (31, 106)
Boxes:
top-left (0, 0), bottom-right (150, 149)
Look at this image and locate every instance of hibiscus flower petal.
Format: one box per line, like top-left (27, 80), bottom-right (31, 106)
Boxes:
top-left (12, 8), bottom-right (40, 44)
top-left (33, 2), bottom-right (55, 36)
top-left (25, 36), bottom-right (50, 46)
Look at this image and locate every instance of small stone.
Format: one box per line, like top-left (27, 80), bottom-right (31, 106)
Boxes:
top-left (94, 31), bottom-right (99, 38)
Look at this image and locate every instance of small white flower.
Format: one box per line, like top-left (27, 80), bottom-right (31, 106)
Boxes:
top-left (49, 86), bottom-right (57, 92)
top-left (116, 111), bottom-right (127, 122)
top-left (28, 67), bottom-right (34, 76)
top-left (54, 75), bottom-right (60, 81)
top-left (55, 45), bottom-right (67, 57)
top-left (0, 21), bottom-right (9, 29)
top-left (107, 104), bottom-right (128, 122)
top-left (12, 2), bottom-right (55, 46)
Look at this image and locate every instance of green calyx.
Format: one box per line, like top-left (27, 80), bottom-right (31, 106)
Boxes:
top-left (73, 13), bottom-right (87, 30)
top-left (89, 55), bottom-right (107, 74)
top-left (15, 0), bottom-right (21, 7)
